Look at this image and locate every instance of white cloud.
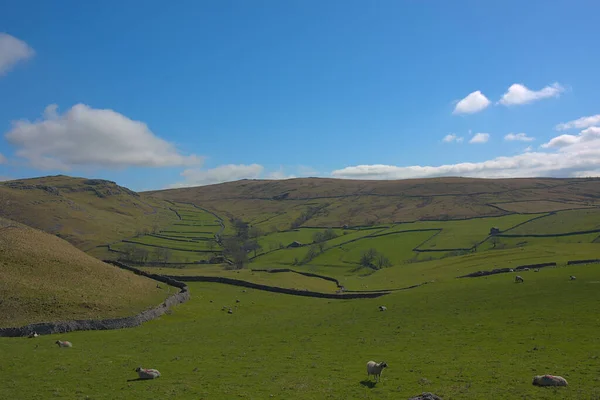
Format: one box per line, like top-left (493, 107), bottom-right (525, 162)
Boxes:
top-left (469, 133), bottom-right (490, 144)
top-left (331, 126), bottom-right (600, 180)
top-left (499, 83), bottom-right (564, 106)
top-left (296, 165), bottom-right (320, 177)
top-left (541, 127), bottom-right (600, 149)
top-left (504, 133), bottom-right (535, 142)
top-left (267, 166), bottom-right (296, 180)
top-left (556, 114), bottom-right (600, 131)
top-left (4, 103), bottom-right (202, 170)
top-left (523, 146), bottom-right (533, 153)
top-left (0, 33), bottom-right (35, 76)
top-left (443, 134), bottom-right (464, 143)
top-left (453, 91), bottom-right (491, 115)
top-left (170, 164), bottom-right (265, 188)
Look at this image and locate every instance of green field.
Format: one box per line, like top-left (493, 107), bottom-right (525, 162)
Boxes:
top-left (508, 209), bottom-right (600, 235)
top-left (3, 263), bottom-right (600, 399)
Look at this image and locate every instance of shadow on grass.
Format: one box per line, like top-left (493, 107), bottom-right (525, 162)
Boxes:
top-left (126, 378), bottom-right (154, 382)
top-left (360, 380), bottom-right (377, 389)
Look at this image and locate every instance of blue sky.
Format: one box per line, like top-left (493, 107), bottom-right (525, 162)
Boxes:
top-left (1, 0), bottom-right (599, 191)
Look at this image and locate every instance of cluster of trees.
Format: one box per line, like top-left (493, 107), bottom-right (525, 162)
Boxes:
top-left (221, 219), bottom-right (263, 269)
top-left (118, 243), bottom-right (172, 265)
top-left (359, 248), bottom-right (392, 270)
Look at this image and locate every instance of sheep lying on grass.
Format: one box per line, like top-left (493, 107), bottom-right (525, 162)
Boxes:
top-left (379, 306), bottom-right (387, 311)
top-left (55, 340), bottom-right (72, 348)
top-left (515, 275), bottom-right (524, 283)
top-left (135, 367), bottom-right (161, 380)
top-left (366, 360), bottom-right (388, 382)
top-left (570, 275), bottom-right (576, 280)
top-left (532, 374), bottom-right (568, 387)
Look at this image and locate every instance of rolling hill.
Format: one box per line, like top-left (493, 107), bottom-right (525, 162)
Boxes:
top-left (0, 175), bottom-right (178, 250)
top-left (147, 177), bottom-right (600, 230)
top-left (0, 216), bottom-right (169, 327)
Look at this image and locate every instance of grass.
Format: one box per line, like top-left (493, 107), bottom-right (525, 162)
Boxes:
top-left (139, 266), bottom-right (339, 292)
top-left (310, 230), bottom-right (436, 267)
top-left (2, 263), bottom-right (600, 399)
top-left (507, 209), bottom-right (600, 235)
top-left (125, 235), bottom-right (216, 251)
top-left (0, 217), bottom-right (169, 327)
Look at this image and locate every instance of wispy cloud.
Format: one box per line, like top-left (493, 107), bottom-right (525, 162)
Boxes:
top-left (5, 104), bottom-right (202, 170)
top-left (331, 126), bottom-right (600, 180)
top-left (499, 83), bottom-right (564, 106)
top-left (442, 134), bottom-right (464, 143)
top-left (469, 133), bottom-right (490, 144)
top-left (0, 33), bottom-right (35, 76)
top-left (169, 164), bottom-right (265, 188)
top-left (556, 114), bottom-right (600, 131)
top-left (504, 133), bottom-right (535, 142)
top-left (0, 152), bottom-right (6, 164)
top-left (453, 90), bottom-right (491, 115)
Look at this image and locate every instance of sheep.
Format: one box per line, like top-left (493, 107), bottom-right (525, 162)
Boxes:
top-left (509, 268), bottom-right (514, 272)
top-left (515, 275), bottom-right (524, 283)
top-left (27, 331), bottom-right (39, 338)
top-left (570, 275), bottom-right (576, 280)
top-left (366, 360), bottom-right (388, 382)
top-left (135, 366), bottom-right (161, 380)
top-left (532, 374), bottom-right (568, 387)
top-left (379, 306), bottom-right (387, 311)
top-left (55, 340), bottom-right (72, 348)
top-left (534, 268), bottom-right (540, 272)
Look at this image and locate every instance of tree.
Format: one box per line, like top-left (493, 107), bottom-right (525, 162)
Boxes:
top-left (301, 245), bottom-right (320, 264)
top-left (222, 237), bottom-right (249, 269)
top-left (249, 226), bottom-right (263, 239)
top-left (246, 240), bottom-right (262, 258)
top-left (360, 248), bottom-right (378, 268)
top-left (375, 253), bottom-right (392, 269)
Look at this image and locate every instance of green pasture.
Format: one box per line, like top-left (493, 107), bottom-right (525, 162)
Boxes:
top-left (376, 213), bottom-right (544, 250)
top-left (2, 262), bottom-right (600, 399)
top-left (110, 242), bottom-right (213, 263)
top-left (508, 209), bottom-right (600, 235)
top-left (309, 230), bottom-right (437, 268)
top-left (126, 235), bottom-right (217, 252)
top-left (140, 266), bottom-right (338, 292)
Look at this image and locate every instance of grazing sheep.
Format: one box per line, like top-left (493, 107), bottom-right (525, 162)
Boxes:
top-left (55, 340), bottom-right (72, 348)
top-left (523, 267), bottom-right (530, 271)
top-left (532, 374), bottom-right (568, 387)
top-left (515, 275), bottom-right (524, 283)
top-left (135, 367), bottom-right (161, 380)
top-left (366, 360), bottom-right (388, 382)
top-left (379, 306), bottom-right (387, 311)
top-left (236, 299), bottom-right (241, 303)
top-left (570, 275), bottom-right (576, 280)
top-left (228, 308), bottom-right (233, 314)
top-left (509, 268), bottom-right (514, 272)
top-left (27, 331), bottom-right (39, 338)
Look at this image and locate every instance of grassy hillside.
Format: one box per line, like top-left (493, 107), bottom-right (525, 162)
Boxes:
top-left (0, 217), bottom-right (169, 327)
top-left (146, 177), bottom-right (600, 229)
top-left (0, 175), bottom-right (178, 250)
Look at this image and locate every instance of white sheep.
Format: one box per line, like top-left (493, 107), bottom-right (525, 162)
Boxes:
top-left (532, 374), bottom-right (568, 387)
top-left (366, 360), bottom-right (388, 382)
top-left (55, 340), bottom-right (72, 348)
top-left (534, 268), bottom-right (540, 272)
top-left (570, 275), bottom-right (576, 280)
top-left (27, 331), bottom-right (39, 338)
top-left (515, 275), bottom-right (524, 283)
top-left (135, 367), bottom-right (161, 379)
top-left (379, 306), bottom-right (387, 311)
